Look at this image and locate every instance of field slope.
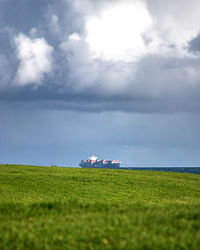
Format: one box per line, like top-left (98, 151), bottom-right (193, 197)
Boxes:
top-left (0, 164), bottom-right (200, 249)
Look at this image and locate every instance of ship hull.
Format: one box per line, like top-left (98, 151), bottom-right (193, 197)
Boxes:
top-left (81, 166), bottom-right (121, 169)
top-left (80, 163), bottom-right (120, 169)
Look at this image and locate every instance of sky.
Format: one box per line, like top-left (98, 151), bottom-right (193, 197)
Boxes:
top-left (0, 0), bottom-right (200, 167)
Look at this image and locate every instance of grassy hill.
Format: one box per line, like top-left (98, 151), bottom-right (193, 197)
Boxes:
top-left (0, 164), bottom-right (200, 249)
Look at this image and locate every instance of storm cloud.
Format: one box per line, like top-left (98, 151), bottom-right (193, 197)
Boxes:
top-left (0, 0), bottom-right (200, 112)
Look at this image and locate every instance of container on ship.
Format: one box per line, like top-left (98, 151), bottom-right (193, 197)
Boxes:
top-left (79, 155), bottom-right (121, 168)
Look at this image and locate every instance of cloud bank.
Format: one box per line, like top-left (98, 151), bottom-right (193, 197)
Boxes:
top-left (0, 0), bottom-right (200, 113)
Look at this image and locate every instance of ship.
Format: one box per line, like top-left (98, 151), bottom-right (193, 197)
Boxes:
top-left (79, 155), bottom-right (121, 169)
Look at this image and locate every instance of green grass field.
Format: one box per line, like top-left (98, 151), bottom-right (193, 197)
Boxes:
top-left (0, 164), bottom-right (200, 249)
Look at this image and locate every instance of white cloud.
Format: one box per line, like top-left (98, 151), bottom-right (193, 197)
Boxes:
top-left (14, 33), bottom-right (54, 85)
top-left (85, 0), bottom-right (152, 62)
top-left (147, 0), bottom-right (200, 47)
top-left (64, 0), bottom-right (198, 64)
top-left (58, 0), bottom-right (200, 96)
top-left (68, 32), bottom-right (81, 41)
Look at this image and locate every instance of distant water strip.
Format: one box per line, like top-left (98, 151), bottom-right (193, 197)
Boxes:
top-left (121, 167), bottom-right (200, 174)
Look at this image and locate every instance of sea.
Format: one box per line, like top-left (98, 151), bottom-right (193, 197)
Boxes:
top-left (121, 167), bottom-right (200, 174)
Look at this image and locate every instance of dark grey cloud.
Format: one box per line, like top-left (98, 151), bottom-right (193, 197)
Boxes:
top-left (1, 52), bottom-right (200, 113)
top-left (189, 33), bottom-right (200, 53)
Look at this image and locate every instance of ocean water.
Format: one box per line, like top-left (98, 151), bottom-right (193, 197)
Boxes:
top-left (122, 167), bottom-right (200, 174)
